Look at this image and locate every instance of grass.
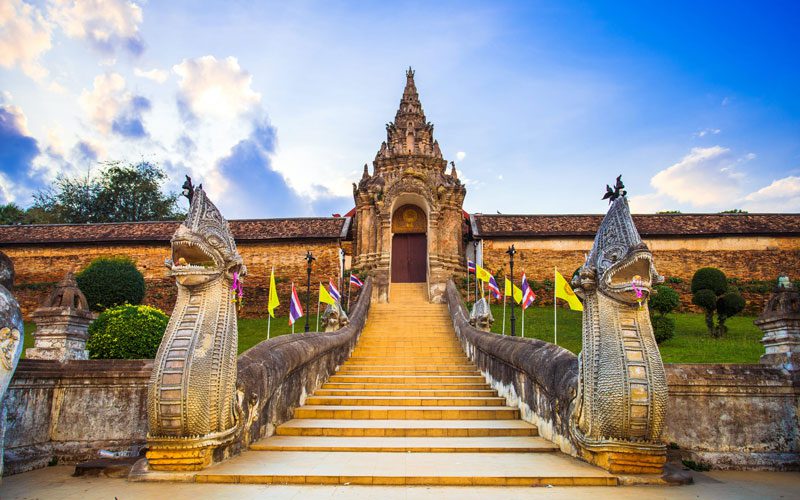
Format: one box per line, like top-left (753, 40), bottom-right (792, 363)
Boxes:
top-left (21, 305), bottom-right (764, 364)
top-left (22, 316), bottom-right (317, 358)
top-left (483, 303), bottom-right (764, 364)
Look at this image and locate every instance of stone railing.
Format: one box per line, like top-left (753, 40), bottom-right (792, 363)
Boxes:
top-left (216, 277), bottom-right (373, 462)
top-left (3, 359), bottom-right (152, 475)
top-left (444, 280), bottom-right (581, 456)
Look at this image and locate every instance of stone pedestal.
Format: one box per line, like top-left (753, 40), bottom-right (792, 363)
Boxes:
top-left (26, 272), bottom-right (95, 361)
top-left (754, 278), bottom-right (800, 371)
top-left (27, 307), bottom-right (94, 360)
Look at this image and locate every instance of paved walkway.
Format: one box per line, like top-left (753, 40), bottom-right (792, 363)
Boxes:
top-left (2, 465), bottom-right (799, 499)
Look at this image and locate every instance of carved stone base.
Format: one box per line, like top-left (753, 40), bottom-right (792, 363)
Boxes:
top-left (583, 448), bottom-right (666, 474)
top-left (145, 446), bottom-right (214, 471)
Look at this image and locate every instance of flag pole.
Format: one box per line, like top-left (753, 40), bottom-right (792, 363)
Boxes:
top-left (316, 283), bottom-right (321, 332)
top-left (502, 287), bottom-right (507, 335)
top-left (554, 267), bottom-right (558, 346)
top-left (522, 303), bottom-right (525, 338)
top-left (267, 266), bottom-right (273, 339)
top-left (346, 271), bottom-right (352, 312)
top-left (467, 264), bottom-right (471, 308)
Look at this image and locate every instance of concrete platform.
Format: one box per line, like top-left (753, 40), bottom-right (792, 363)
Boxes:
top-left (193, 450), bottom-right (618, 486)
top-left (5, 465), bottom-right (800, 499)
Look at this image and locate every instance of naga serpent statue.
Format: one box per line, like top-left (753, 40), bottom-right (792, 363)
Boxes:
top-left (0, 251), bottom-right (23, 481)
top-left (569, 188), bottom-right (668, 474)
top-left (147, 186), bottom-right (246, 471)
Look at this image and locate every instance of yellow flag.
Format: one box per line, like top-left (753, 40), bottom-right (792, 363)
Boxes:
top-left (476, 265), bottom-right (492, 283)
top-left (268, 268), bottom-right (280, 318)
top-left (555, 270), bottom-right (583, 311)
top-left (319, 283), bottom-right (336, 305)
top-left (504, 278), bottom-right (523, 304)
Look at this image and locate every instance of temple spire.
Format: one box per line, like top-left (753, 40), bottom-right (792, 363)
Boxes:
top-left (376, 68), bottom-right (438, 159)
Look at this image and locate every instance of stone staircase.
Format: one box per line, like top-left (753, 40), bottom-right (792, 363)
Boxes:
top-left (194, 283), bottom-right (617, 486)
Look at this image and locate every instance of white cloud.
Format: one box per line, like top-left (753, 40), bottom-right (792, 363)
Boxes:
top-left (694, 128), bottom-right (720, 138)
top-left (2, 103), bottom-right (32, 135)
top-left (649, 146), bottom-right (744, 206)
top-left (48, 0), bottom-right (144, 55)
top-left (134, 67), bottom-right (169, 83)
top-left (172, 56), bottom-right (261, 122)
top-left (456, 151), bottom-right (466, 161)
top-left (79, 72), bottom-right (127, 134)
top-left (744, 176), bottom-right (800, 212)
top-left (0, 0), bottom-right (53, 81)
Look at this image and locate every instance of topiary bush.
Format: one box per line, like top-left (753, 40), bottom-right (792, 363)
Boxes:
top-left (76, 257), bottom-right (145, 312)
top-left (690, 267), bottom-right (745, 338)
top-left (648, 285), bottom-right (680, 344)
top-left (649, 285), bottom-right (680, 317)
top-left (87, 304), bottom-right (168, 359)
top-left (651, 315), bottom-right (675, 344)
top-left (691, 267), bottom-right (727, 296)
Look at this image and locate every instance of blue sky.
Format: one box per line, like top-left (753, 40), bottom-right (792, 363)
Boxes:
top-left (1, 1), bottom-right (798, 218)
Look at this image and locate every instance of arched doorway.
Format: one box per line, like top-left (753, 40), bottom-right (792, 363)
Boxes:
top-left (391, 204), bottom-right (427, 283)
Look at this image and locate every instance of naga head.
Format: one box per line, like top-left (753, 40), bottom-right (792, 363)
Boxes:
top-left (578, 196), bottom-right (662, 304)
top-left (167, 186), bottom-right (246, 286)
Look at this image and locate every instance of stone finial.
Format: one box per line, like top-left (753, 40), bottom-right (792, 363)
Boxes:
top-left (27, 272), bottom-right (95, 361)
top-left (755, 276), bottom-right (800, 371)
top-left (322, 302), bottom-right (350, 332)
top-left (469, 297), bottom-right (494, 332)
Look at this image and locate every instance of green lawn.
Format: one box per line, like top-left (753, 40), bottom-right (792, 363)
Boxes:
top-left (22, 305), bottom-right (764, 364)
top-left (484, 303), bottom-right (764, 364)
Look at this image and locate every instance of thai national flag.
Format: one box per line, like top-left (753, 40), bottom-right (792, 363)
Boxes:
top-left (521, 273), bottom-right (536, 310)
top-left (289, 282), bottom-right (304, 325)
top-left (467, 260), bottom-right (476, 273)
top-left (350, 274), bottom-right (363, 288)
top-left (487, 275), bottom-right (501, 299)
top-left (328, 278), bottom-right (341, 302)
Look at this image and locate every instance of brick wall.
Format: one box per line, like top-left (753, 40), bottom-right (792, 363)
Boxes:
top-left (480, 236), bottom-right (800, 313)
top-left (3, 240), bottom-right (346, 318)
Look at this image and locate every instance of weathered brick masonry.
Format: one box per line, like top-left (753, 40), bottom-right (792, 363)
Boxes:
top-left (0, 219), bottom-right (349, 318)
top-left (2, 213), bottom-right (798, 317)
top-left (475, 214), bottom-right (800, 313)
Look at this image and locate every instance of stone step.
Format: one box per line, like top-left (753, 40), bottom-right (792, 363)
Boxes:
top-left (328, 375), bottom-right (485, 384)
top-left (322, 382), bottom-right (491, 390)
top-left (305, 396), bottom-right (506, 407)
top-left (292, 405), bottom-right (519, 420)
top-left (193, 451), bottom-right (618, 486)
top-left (251, 436), bottom-right (558, 453)
top-left (274, 419), bottom-right (539, 437)
top-left (314, 388), bottom-right (498, 397)
top-left (336, 368), bottom-right (480, 376)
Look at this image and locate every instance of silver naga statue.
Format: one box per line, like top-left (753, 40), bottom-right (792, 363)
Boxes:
top-left (0, 251), bottom-right (23, 480)
top-left (147, 185), bottom-right (246, 471)
top-left (469, 297), bottom-right (494, 332)
top-left (321, 302), bottom-right (349, 332)
top-left (569, 181), bottom-right (668, 473)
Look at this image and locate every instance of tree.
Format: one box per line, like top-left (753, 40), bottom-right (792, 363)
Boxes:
top-left (32, 161), bottom-right (185, 223)
top-left (690, 267), bottom-right (746, 338)
top-left (656, 210), bottom-right (682, 214)
top-left (76, 257), bottom-right (146, 312)
top-left (719, 209), bottom-right (748, 214)
top-left (0, 203), bottom-right (26, 225)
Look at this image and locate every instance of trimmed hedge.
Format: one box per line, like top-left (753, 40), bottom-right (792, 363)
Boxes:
top-left (691, 267), bottom-right (727, 295)
top-left (76, 257), bottom-right (145, 312)
top-left (651, 315), bottom-right (675, 344)
top-left (87, 304), bottom-right (168, 359)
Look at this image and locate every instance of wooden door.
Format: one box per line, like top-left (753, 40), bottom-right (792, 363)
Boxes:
top-left (391, 234), bottom-right (427, 283)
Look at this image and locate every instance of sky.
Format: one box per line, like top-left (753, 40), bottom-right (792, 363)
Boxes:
top-left (1, 0), bottom-right (799, 218)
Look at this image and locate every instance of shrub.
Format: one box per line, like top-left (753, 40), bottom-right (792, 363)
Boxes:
top-left (87, 304), bottom-right (168, 359)
top-left (690, 267), bottom-right (745, 338)
top-left (651, 315), bottom-right (675, 344)
top-left (649, 285), bottom-right (680, 316)
top-left (691, 267), bottom-right (727, 295)
top-left (76, 257), bottom-right (145, 312)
